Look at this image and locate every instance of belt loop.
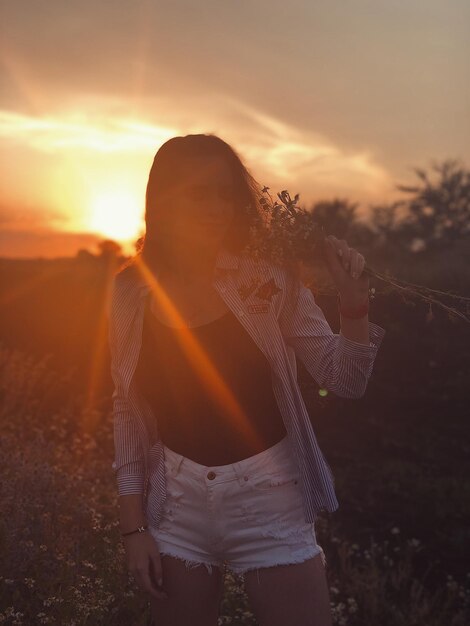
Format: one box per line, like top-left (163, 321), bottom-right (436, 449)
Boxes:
top-left (165, 448), bottom-right (185, 477)
top-left (173, 453), bottom-right (185, 476)
top-left (232, 460), bottom-right (245, 485)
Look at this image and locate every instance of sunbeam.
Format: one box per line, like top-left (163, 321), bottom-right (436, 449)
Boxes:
top-left (130, 256), bottom-right (267, 451)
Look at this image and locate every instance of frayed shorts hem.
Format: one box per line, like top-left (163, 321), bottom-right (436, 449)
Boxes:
top-left (227, 545), bottom-right (326, 578)
top-left (156, 545), bottom-right (222, 576)
top-left (152, 538), bottom-right (327, 579)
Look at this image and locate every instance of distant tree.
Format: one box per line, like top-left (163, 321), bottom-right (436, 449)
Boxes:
top-left (368, 200), bottom-right (412, 261)
top-left (394, 158), bottom-right (470, 252)
top-left (97, 239), bottom-right (123, 259)
top-left (307, 197), bottom-right (383, 251)
top-left (370, 202), bottom-right (403, 237)
top-left (309, 198), bottom-right (359, 238)
top-left (75, 248), bottom-right (96, 261)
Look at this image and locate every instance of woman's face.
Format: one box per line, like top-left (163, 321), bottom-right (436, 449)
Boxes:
top-left (160, 155), bottom-right (236, 247)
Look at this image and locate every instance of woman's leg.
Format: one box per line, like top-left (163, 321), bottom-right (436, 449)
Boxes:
top-left (243, 552), bottom-right (333, 626)
top-left (150, 554), bottom-right (225, 626)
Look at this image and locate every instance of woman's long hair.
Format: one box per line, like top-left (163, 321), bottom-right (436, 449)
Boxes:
top-left (117, 133), bottom-right (301, 290)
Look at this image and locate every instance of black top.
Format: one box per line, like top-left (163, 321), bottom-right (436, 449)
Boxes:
top-left (134, 293), bottom-right (287, 465)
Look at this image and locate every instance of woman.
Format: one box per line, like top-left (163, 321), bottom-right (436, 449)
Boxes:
top-left (107, 134), bottom-right (386, 625)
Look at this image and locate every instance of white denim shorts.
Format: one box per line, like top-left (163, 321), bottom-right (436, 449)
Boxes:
top-left (148, 433), bottom-right (325, 578)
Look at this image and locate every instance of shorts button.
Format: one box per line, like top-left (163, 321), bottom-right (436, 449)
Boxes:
top-left (207, 471), bottom-right (216, 480)
top-left (243, 476), bottom-right (249, 481)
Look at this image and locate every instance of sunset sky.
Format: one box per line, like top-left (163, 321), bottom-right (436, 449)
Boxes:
top-left (1, 0), bottom-right (469, 258)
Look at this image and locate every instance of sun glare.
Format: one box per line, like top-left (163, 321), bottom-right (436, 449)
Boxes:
top-left (89, 190), bottom-right (142, 241)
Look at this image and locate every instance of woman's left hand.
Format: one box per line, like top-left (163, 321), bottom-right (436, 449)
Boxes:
top-left (323, 235), bottom-right (369, 302)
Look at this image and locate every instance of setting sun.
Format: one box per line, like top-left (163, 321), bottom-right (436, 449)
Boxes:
top-left (89, 189), bottom-right (143, 242)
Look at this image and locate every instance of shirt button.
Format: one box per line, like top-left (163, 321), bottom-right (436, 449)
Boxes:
top-left (207, 471), bottom-right (216, 480)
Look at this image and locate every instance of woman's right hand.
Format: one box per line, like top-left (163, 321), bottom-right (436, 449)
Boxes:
top-left (123, 532), bottom-right (168, 600)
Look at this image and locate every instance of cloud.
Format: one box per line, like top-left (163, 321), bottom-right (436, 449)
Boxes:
top-left (213, 96), bottom-right (392, 200)
top-left (0, 109), bottom-right (177, 154)
top-left (0, 203), bottom-right (66, 230)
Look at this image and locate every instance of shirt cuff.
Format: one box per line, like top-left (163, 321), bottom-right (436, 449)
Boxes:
top-left (117, 473), bottom-right (145, 496)
top-left (338, 321), bottom-right (386, 359)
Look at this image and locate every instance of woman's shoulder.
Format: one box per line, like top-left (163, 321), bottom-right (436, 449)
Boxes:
top-left (108, 261), bottom-right (144, 318)
top-left (112, 259), bottom-right (142, 290)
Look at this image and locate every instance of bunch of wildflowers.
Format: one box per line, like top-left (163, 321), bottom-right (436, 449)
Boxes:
top-left (241, 186), bottom-right (470, 324)
top-left (243, 187), bottom-right (327, 269)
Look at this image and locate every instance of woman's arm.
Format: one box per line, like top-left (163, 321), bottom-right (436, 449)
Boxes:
top-left (119, 495), bottom-right (147, 533)
top-left (279, 276), bottom-right (386, 398)
top-left (107, 277), bottom-right (147, 528)
top-left (110, 381), bottom-right (146, 495)
top-left (338, 289), bottom-right (371, 345)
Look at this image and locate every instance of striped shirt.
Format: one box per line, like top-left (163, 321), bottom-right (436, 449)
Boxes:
top-left (107, 246), bottom-right (386, 527)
